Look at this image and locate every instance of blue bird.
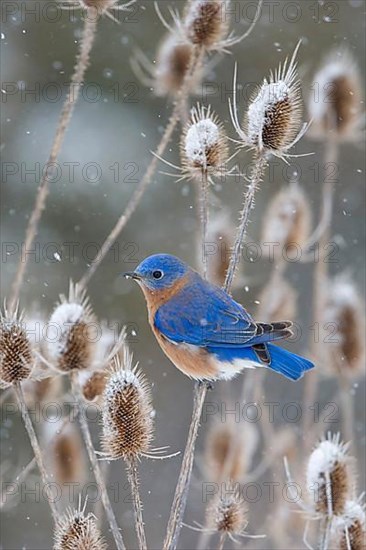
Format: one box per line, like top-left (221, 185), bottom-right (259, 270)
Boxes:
top-left (124, 254), bottom-right (314, 381)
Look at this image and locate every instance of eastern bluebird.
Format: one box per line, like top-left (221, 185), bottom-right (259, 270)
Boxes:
top-left (124, 254), bottom-right (314, 381)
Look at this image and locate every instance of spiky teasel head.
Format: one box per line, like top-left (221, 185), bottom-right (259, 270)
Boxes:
top-left (44, 416), bottom-right (86, 485)
top-left (308, 47), bottom-right (363, 141)
top-left (258, 276), bottom-right (297, 322)
top-left (204, 420), bottom-right (258, 482)
top-left (61, 0), bottom-right (134, 19)
top-left (205, 210), bottom-right (238, 288)
top-left (184, 0), bottom-right (229, 50)
top-left (231, 41), bottom-right (308, 160)
top-left (181, 104), bottom-right (229, 181)
top-left (208, 482), bottom-right (248, 536)
top-left (155, 34), bottom-right (200, 97)
top-left (324, 274), bottom-right (365, 377)
top-left (79, 369), bottom-right (106, 403)
top-left (262, 182), bottom-right (311, 259)
top-left (101, 349), bottom-right (154, 460)
top-left (330, 500), bottom-right (365, 550)
top-left (0, 304), bottom-right (34, 388)
top-left (47, 282), bottom-right (96, 373)
top-left (54, 502), bottom-right (107, 550)
top-left (306, 432), bottom-right (354, 516)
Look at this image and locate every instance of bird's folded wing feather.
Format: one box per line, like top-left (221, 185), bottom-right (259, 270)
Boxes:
top-left (154, 276), bottom-right (257, 347)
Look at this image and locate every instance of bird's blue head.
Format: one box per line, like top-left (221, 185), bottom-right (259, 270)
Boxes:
top-left (124, 254), bottom-right (190, 291)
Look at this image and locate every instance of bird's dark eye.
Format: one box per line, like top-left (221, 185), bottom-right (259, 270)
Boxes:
top-left (152, 270), bottom-right (163, 280)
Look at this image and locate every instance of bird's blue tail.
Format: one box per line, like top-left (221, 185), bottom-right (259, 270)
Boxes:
top-left (265, 343), bottom-right (314, 381)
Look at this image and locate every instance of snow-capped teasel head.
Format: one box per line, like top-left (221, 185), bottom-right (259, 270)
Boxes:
top-left (155, 0), bottom-right (263, 55)
top-left (230, 40), bottom-right (310, 160)
top-left (306, 432), bottom-right (354, 516)
top-left (47, 281), bottom-right (96, 373)
top-left (181, 104), bottom-right (229, 181)
top-left (308, 47), bottom-right (364, 141)
top-left (330, 499), bottom-right (365, 550)
top-left (0, 303), bottom-right (34, 388)
top-left (54, 500), bottom-right (107, 550)
top-left (101, 349), bottom-right (154, 460)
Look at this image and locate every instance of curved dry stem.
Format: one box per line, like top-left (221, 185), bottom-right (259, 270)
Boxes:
top-left (163, 382), bottom-right (208, 550)
top-left (71, 376), bottom-right (126, 550)
top-left (9, 16), bottom-right (99, 314)
top-left (126, 456), bottom-right (148, 550)
top-left (224, 154), bottom-right (267, 292)
top-left (197, 172), bottom-right (209, 279)
top-left (14, 384), bottom-right (58, 522)
top-left (217, 531), bottom-right (227, 550)
top-left (79, 47), bottom-right (205, 288)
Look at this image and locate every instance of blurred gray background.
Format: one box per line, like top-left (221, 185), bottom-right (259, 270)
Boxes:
top-left (1, 0), bottom-right (365, 548)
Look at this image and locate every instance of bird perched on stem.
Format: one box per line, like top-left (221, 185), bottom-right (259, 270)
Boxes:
top-left (124, 254), bottom-right (314, 381)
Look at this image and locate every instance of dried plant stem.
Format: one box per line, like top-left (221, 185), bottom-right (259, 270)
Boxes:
top-left (164, 155), bottom-right (266, 550)
top-left (14, 384), bottom-right (58, 522)
top-left (303, 138), bottom-right (339, 451)
top-left (339, 373), bottom-right (354, 450)
top-left (9, 16), bottom-right (98, 314)
top-left (79, 47), bottom-right (205, 288)
top-left (71, 377), bottom-right (126, 550)
top-left (224, 154), bottom-right (267, 292)
top-left (198, 172), bottom-right (209, 279)
top-left (163, 382), bottom-right (208, 550)
top-left (126, 457), bottom-right (148, 550)
top-left (218, 532), bottom-right (227, 550)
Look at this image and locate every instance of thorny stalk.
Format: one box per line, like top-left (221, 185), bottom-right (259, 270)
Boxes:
top-left (163, 156), bottom-right (267, 550)
top-left (71, 376), bottom-right (126, 550)
top-left (126, 457), bottom-right (148, 550)
top-left (14, 384), bottom-right (58, 522)
top-left (79, 47), bottom-right (205, 288)
top-left (9, 15), bottom-right (99, 313)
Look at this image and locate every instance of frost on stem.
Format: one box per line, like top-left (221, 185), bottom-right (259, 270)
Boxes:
top-left (47, 282), bottom-right (96, 373)
top-left (306, 433), bottom-right (354, 516)
top-left (308, 47), bottom-right (364, 141)
top-left (101, 353), bottom-right (154, 460)
top-left (230, 41), bottom-right (309, 159)
top-left (323, 274), bottom-right (366, 378)
top-left (181, 104), bottom-right (228, 181)
top-left (0, 304), bottom-right (34, 388)
top-left (62, 0), bottom-right (135, 22)
top-left (54, 503), bottom-right (107, 550)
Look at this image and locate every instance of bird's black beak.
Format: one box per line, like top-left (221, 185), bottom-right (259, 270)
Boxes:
top-left (123, 271), bottom-right (141, 281)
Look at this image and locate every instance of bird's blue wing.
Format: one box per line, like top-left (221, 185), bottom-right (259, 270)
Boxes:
top-left (154, 274), bottom-right (257, 347)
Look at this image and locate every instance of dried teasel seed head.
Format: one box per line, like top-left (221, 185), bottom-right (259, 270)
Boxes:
top-left (330, 500), bottom-right (366, 550)
top-left (306, 433), bottom-right (354, 516)
top-left (324, 275), bottom-right (365, 377)
top-left (258, 276), bottom-right (297, 323)
top-left (208, 483), bottom-right (248, 535)
top-left (184, 0), bottom-right (229, 50)
top-left (54, 506), bottom-right (107, 550)
top-left (204, 420), bottom-right (258, 482)
top-left (44, 417), bottom-right (86, 485)
top-left (205, 210), bottom-right (242, 288)
top-left (232, 42), bottom-right (308, 159)
top-left (261, 183), bottom-right (311, 259)
top-left (79, 369), bottom-right (106, 403)
top-left (47, 282), bottom-right (96, 373)
top-left (155, 34), bottom-right (199, 97)
top-left (308, 47), bottom-right (363, 141)
top-left (101, 352), bottom-right (154, 459)
top-left (181, 104), bottom-right (228, 180)
top-left (0, 305), bottom-right (33, 387)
